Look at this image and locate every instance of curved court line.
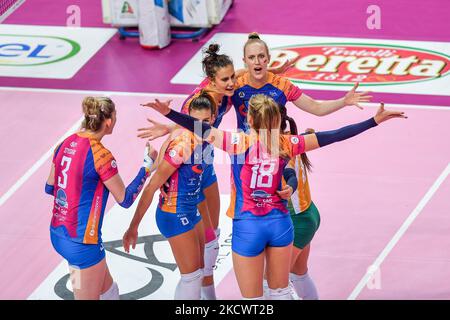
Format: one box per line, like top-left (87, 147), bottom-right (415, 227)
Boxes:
top-left (348, 163), bottom-right (450, 300)
top-left (0, 116), bottom-right (83, 207)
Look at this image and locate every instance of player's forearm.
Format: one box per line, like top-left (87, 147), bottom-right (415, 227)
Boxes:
top-left (315, 117), bottom-right (378, 147)
top-left (314, 97), bottom-right (346, 116)
top-left (129, 187), bottom-right (155, 229)
top-left (118, 168), bottom-right (151, 208)
top-left (165, 109), bottom-right (213, 138)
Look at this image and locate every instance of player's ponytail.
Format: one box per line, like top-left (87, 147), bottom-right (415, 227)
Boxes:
top-left (81, 97), bottom-right (115, 132)
top-left (280, 104), bottom-right (313, 173)
top-left (202, 43), bottom-right (233, 80)
top-left (244, 32), bottom-right (269, 56)
top-left (248, 94), bottom-right (289, 159)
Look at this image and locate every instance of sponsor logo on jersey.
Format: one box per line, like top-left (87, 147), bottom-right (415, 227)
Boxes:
top-left (191, 164), bottom-right (203, 174)
top-left (169, 149), bottom-right (177, 158)
top-left (55, 189), bottom-right (68, 208)
top-left (251, 189), bottom-right (271, 199)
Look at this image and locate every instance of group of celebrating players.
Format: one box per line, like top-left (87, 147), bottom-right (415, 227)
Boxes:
top-left (45, 33), bottom-right (407, 300)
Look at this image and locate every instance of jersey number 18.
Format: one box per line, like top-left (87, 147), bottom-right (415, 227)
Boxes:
top-left (250, 162), bottom-right (275, 188)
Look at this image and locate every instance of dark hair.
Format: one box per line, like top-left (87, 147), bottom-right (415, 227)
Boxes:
top-left (81, 97), bottom-right (115, 132)
top-left (189, 90), bottom-right (216, 116)
top-left (202, 43), bottom-right (233, 79)
top-left (280, 104), bottom-right (313, 173)
top-left (244, 32), bottom-right (270, 57)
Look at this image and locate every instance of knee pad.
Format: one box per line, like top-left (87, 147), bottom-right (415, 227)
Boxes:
top-left (215, 228), bottom-right (221, 240)
top-left (204, 238), bottom-right (219, 277)
top-left (175, 269), bottom-right (204, 300)
top-left (242, 295), bottom-right (265, 300)
top-left (269, 286), bottom-right (293, 300)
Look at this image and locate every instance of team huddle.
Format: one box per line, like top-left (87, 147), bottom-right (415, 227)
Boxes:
top-left (45, 33), bottom-right (407, 300)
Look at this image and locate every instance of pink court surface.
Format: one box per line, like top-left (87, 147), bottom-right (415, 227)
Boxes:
top-left (1, 0), bottom-right (449, 300)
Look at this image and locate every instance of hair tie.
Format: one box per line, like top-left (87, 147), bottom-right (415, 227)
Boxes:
top-left (88, 114), bottom-right (97, 119)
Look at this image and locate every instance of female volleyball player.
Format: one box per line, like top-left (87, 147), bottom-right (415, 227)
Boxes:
top-left (141, 94), bottom-right (406, 299)
top-left (45, 97), bottom-right (157, 300)
top-left (280, 106), bottom-right (321, 300)
top-left (137, 44), bottom-right (237, 300)
top-left (232, 32), bottom-right (372, 133)
top-left (122, 92), bottom-right (220, 300)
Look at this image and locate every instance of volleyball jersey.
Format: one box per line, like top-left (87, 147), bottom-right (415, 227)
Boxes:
top-left (231, 71), bottom-right (303, 131)
top-left (159, 130), bottom-right (207, 213)
top-left (50, 132), bottom-right (118, 244)
top-left (180, 77), bottom-right (232, 128)
top-left (287, 156), bottom-right (312, 213)
top-left (222, 131), bottom-right (306, 219)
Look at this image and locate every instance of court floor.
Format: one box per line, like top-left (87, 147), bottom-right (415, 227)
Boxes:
top-left (0, 87), bottom-right (448, 299)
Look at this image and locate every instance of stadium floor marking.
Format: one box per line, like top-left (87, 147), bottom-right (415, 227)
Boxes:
top-left (348, 163), bottom-right (450, 299)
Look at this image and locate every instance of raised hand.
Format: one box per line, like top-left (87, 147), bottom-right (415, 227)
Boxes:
top-left (140, 99), bottom-right (172, 115)
top-left (137, 118), bottom-right (170, 140)
top-left (374, 102), bottom-right (408, 124)
top-left (343, 83), bottom-right (372, 110)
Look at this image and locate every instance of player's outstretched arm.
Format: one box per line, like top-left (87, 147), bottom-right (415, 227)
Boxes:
top-left (293, 82), bottom-right (372, 116)
top-left (302, 103), bottom-right (407, 152)
top-left (141, 99), bottom-right (226, 151)
top-left (137, 118), bottom-right (177, 141)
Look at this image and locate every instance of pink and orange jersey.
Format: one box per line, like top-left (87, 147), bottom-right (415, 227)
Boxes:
top-left (159, 130), bottom-right (207, 213)
top-left (221, 131), bottom-right (306, 219)
top-left (231, 71), bottom-right (303, 131)
top-left (287, 156), bottom-right (312, 213)
top-left (50, 132), bottom-right (118, 244)
top-left (180, 77), bottom-right (232, 128)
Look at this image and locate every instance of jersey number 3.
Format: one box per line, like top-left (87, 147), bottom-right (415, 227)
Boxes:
top-left (58, 156), bottom-right (72, 189)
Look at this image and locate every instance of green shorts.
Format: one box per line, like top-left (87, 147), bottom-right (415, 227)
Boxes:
top-left (290, 201), bottom-right (321, 249)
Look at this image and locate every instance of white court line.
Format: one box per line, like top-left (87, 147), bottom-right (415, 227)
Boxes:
top-left (2, 86), bottom-right (450, 110)
top-left (347, 163), bottom-right (450, 300)
top-left (0, 89), bottom-right (191, 208)
top-left (0, 117), bottom-right (83, 207)
top-left (0, 86), bottom-right (189, 99)
top-left (0, 0), bottom-right (26, 23)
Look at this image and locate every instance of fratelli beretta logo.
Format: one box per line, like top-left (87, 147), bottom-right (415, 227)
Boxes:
top-left (271, 43), bottom-right (450, 86)
top-left (0, 34), bottom-right (80, 66)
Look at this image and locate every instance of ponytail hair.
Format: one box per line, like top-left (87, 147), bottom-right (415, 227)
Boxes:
top-left (81, 97), bottom-right (115, 132)
top-left (248, 94), bottom-right (288, 159)
top-left (202, 43), bottom-right (233, 80)
top-left (279, 104), bottom-right (313, 173)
